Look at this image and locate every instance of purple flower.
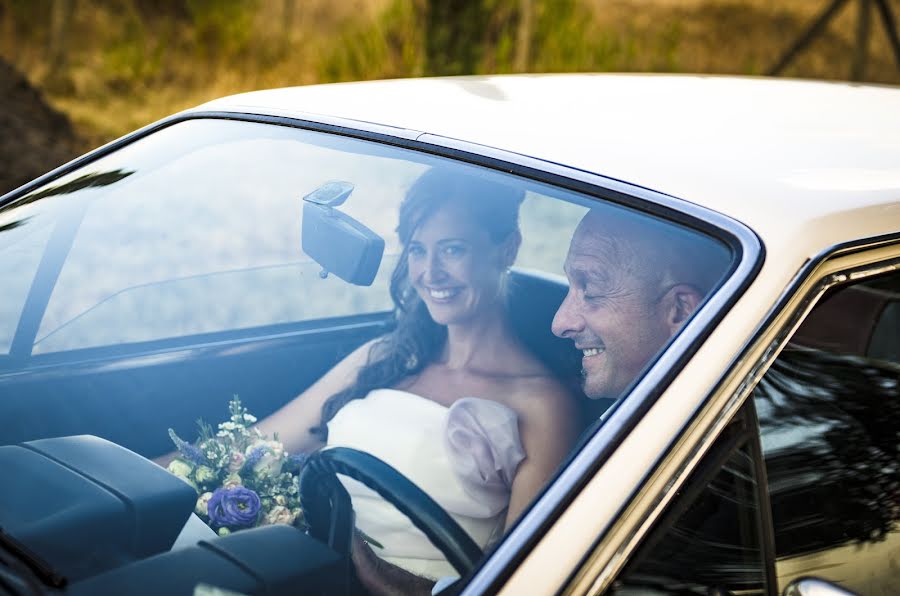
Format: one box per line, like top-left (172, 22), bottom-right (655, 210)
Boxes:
top-left (207, 487), bottom-right (261, 530)
top-left (284, 453), bottom-right (307, 474)
top-left (244, 447), bottom-right (266, 469)
top-left (168, 429), bottom-right (206, 465)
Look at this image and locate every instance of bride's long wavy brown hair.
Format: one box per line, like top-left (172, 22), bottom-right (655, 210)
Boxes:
top-left (311, 167), bottom-right (525, 440)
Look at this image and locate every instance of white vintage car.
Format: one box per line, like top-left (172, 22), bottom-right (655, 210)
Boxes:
top-left (0, 75), bottom-right (897, 596)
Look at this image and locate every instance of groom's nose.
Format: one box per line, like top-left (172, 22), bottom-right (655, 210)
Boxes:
top-left (552, 289), bottom-right (584, 339)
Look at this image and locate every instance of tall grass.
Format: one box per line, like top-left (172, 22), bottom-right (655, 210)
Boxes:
top-left (2, 0), bottom-right (898, 145)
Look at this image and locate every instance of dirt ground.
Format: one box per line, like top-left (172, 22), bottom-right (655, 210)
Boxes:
top-left (0, 58), bottom-right (83, 196)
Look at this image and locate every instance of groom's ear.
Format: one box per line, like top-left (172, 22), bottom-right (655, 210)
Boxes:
top-left (660, 284), bottom-right (702, 336)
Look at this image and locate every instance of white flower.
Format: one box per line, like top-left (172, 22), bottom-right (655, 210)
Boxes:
top-left (195, 466), bottom-right (217, 484)
top-left (246, 441), bottom-right (285, 476)
top-left (263, 506), bottom-right (295, 526)
top-left (253, 450), bottom-right (283, 476)
top-left (246, 440), bottom-right (284, 457)
top-left (242, 413), bottom-right (257, 423)
top-left (223, 474), bottom-right (243, 489)
top-left (167, 460), bottom-right (193, 479)
top-left (274, 495), bottom-right (287, 506)
top-left (219, 422), bottom-right (238, 431)
top-left (195, 492), bottom-right (213, 517)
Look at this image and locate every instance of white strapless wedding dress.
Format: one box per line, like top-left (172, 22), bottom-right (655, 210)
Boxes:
top-left (326, 388), bottom-right (525, 580)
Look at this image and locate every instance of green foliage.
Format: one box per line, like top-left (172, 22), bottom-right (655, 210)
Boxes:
top-left (423, 0), bottom-right (493, 75)
top-left (529, 0), bottom-right (597, 71)
top-left (320, 0), bottom-right (660, 79)
top-left (3, 0), bottom-right (898, 144)
top-left (651, 21), bottom-right (683, 73)
top-left (319, 0), bottom-right (422, 83)
top-left (186, 0), bottom-right (257, 61)
top-left (1, 0), bottom-right (53, 37)
top-left (100, 12), bottom-right (164, 90)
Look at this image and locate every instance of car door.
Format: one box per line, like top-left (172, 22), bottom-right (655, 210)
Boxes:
top-left (551, 236), bottom-right (899, 595)
top-left (750, 250), bottom-right (899, 595)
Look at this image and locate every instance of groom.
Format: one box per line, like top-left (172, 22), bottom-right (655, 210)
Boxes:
top-left (552, 207), bottom-right (727, 400)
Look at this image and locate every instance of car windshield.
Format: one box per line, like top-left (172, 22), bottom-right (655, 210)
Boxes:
top-left (0, 117), bottom-right (735, 576)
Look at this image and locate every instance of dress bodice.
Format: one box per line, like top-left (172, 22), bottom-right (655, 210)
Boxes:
top-left (325, 388), bottom-right (525, 579)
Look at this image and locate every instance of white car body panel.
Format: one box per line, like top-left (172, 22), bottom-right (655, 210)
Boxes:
top-left (183, 75), bottom-right (900, 592)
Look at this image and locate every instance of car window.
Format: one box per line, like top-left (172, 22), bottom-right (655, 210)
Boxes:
top-left (0, 116), bottom-right (738, 579)
top-left (0, 212), bottom-right (53, 355)
top-left (611, 404), bottom-right (768, 595)
top-left (753, 271), bottom-right (900, 596)
top-left (30, 121), bottom-right (406, 353)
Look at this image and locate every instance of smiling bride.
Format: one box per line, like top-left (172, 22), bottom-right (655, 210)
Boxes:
top-left (255, 167), bottom-right (580, 595)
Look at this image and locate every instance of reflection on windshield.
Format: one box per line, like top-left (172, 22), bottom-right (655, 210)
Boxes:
top-left (34, 259), bottom-right (397, 352)
top-left (0, 217), bottom-right (30, 233)
top-left (12, 169), bottom-right (133, 208)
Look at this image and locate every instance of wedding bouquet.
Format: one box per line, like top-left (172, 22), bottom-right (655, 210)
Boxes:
top-left (167, 397), bottom-right (306, 536)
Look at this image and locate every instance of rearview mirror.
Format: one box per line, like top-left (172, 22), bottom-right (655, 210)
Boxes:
top-left (301, 182), bottom-right (384, 286)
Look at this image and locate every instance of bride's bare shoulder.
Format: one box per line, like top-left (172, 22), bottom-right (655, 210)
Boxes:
top-left (338, 336), bottom-right (387, 370)
top-left (490, 360), bottom-right (578, 424)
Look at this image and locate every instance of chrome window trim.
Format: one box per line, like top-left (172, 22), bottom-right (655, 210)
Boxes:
top-left (0, 110), bottom-right (764, 593)
top-left (567, 234), bottom-right (900, 595)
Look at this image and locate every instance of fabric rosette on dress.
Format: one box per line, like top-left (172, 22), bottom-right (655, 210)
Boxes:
top-left (443, 397), bottom-right (526, 517)
top-left (326, 389), bottom-right (525, 579)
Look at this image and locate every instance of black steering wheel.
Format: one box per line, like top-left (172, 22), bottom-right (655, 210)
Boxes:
top-left (299, 447), bottom-right (483, 578)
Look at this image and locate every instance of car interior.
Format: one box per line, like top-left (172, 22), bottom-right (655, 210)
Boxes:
top-left (0, 260), bottom-right (605, 595)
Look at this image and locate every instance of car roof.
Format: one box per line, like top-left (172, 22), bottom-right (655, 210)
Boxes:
top-left (196, 74), bottom-right (900, 253)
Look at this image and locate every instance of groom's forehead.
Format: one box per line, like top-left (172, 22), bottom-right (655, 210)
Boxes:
top-left (563, 251), bottom-right (615, 286)
top-left (565, 213), bottom-right (664, 292)
top-left (567, 215), bottom-right (633, 267)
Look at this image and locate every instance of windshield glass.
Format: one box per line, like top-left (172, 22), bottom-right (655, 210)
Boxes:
top-left (0, 117), bottom-right (734, 578)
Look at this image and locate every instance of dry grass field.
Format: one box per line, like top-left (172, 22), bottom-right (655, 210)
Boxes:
top-left (1, 0), bottom-right (898, 146)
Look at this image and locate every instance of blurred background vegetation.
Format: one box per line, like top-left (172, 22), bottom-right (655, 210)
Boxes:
top-left (1, 0), bottom-right (899, 192)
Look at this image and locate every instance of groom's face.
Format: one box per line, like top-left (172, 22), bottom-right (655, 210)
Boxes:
top-left (551, 212), bottom-right (676, 400)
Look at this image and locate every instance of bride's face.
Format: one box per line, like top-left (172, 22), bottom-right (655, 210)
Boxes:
top-left (406, 204), bottom-right (508, 326)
